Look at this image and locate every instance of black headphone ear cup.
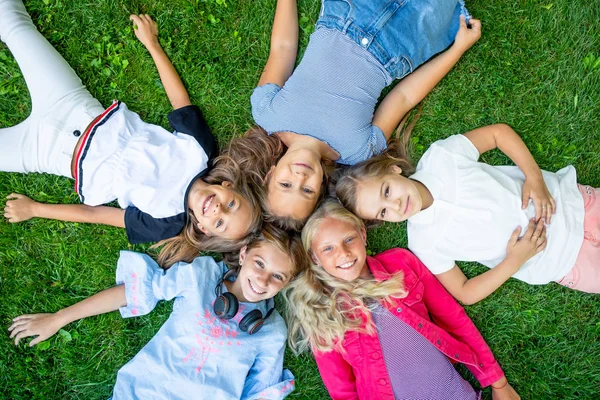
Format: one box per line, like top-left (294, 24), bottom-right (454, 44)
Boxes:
top-left (213, 292), bottom-right (239, 320)
top-left (239, 309), bottom-right (264, 335)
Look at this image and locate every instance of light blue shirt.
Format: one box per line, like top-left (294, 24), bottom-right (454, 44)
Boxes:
top-left (112, 251), bottom-right (294, 400)
top-left (251, 28), bottom-right (390, 166)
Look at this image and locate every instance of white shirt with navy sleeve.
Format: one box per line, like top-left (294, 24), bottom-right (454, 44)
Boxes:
top-left (112, 251), bottom-right (294, 399)
top-left (407, 134), bottom-right (584, 284)
top-left (75, 102), bottom-right (217, 244)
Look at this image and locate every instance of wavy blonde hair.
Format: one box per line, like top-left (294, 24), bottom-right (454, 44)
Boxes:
top-left (282, 200), bottom-right (406, 354)
top-left (155, 155), bottom-right (263, 268)
top-left (329, 105), bottom-right (422, 224)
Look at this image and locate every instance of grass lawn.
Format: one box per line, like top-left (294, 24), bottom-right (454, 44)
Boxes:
top-left (1, 0), bottom-right (599, 398)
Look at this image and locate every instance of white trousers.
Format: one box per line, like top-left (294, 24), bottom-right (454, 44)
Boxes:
top-left (0, 0), bottom-right (104, 178)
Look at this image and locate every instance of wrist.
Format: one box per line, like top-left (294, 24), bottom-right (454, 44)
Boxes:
top-left (144, 40), bottom-right (161, 53)
top-left (502, 255), bottom-right (524, 271)
top-left (491, 376), bottom-right (508, 390)
top-left (54, 309), bottom-right (72, 327)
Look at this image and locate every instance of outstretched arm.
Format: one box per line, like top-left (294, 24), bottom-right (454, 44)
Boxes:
top-left (8, 285), bottom-right (126, 346)
top-left (464, 123), bottom-right (556, 222)
top-left (257, 0), bottom-right (298, 87)
top-left (436, 219), bottom-right (547, 305)
top-left (373, 16), bottom-right (481, 139)
top-left (4, 193), bottom-right (125, 228)
top-left (130, 14), bottom-right (191, 110)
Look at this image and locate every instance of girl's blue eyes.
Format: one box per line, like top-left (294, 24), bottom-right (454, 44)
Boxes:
top-left (216, 219), bottom-right (223, 228)
top-left (384, 186), bottom-right (389, 198)
top-left (273, 274), bottom-right (283, 281)
top-left (280, 182), bottom-right (291, 188)
top-left (302, 187), bottom-right (313, 194)
top-left (228, 200), bottom-right (235, 209)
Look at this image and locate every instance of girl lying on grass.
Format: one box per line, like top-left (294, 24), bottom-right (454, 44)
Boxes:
top-left (284, 200), bottom-right (519, 399)
top-left (8, 224), bottom-right (306, 399)
top-left (333, 123), bottom-right (597, 303)
top-left (0, 1), bottom-right (260, 260)
top-left (228, 0), bottom-right (481, 230)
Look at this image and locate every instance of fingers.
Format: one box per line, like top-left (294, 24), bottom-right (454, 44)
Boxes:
top-left (8, 318), bottom-right (31, 332)
top-left (531, 217), bottom-right (545, 240)
top-left (129, 14), bottom-right (142, 28)
top-left (6, 193), bottom-right (24, 200)
top-left (13, 329), bottom-right (34, 346)
top-left (533, 197), bottom-right (542, 222)
top-left (29, 336), bottom-right (44, 347)
top-left (521, 190), bottom-right (529, 210)
top-left (459, 14), bottom-right (467, 28)
top-left (508, 226), bottom-right (522, 247)
top-left (523, 218), bottom-right (536, 238)
top-left (469, 18), bottom-right (482, 32)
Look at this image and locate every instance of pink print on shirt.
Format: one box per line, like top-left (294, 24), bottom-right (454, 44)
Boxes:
top-left (183, 307), bottom-right (246, 372)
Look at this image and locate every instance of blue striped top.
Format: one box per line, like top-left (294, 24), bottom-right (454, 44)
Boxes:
top-left (251, 27), bottom-right (391, 166)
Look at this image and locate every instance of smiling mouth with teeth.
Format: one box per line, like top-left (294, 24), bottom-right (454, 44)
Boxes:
top-left (248, 279), bottom-right (267, 295)
top-left (337, 259), bottom-right (357, 269)
top-left (202, 194), bottom-right (215, 215)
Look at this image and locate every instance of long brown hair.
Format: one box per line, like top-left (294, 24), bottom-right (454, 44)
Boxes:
top-left (155, 155), bottom-right (263, 268)
top-left (330, 105), bottom-right (421, 221)
top-left (225, 125), bottom-right (333, 232)
top-left (283, 200), bottom-right (406, 354)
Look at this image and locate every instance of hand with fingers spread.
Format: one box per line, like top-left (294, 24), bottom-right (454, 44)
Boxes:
top-left (522, 175), bottom-right (556, 223)
top-left (4, 193), bottom-right (39, 223)
top-left (505, 218), bottom-right (547, 267)
top-left (453, 15), bottom-right (481, 54)
top-left (8, 313), bottom-right (64, 347)
top-left (130, 14), bottom-right (159, 49)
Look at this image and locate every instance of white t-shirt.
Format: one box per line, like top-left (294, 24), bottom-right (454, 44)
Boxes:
top-left (407, 134), bottom-right (584, 284)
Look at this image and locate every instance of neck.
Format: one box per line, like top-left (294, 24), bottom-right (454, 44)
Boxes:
top-left (276, 131), bottom-right (339, 161)
top-left (187, 178), bottom-right (208, 204)
top-left (413, 179), bottom-right (434, 211)
top-left (224, 279), bottom-right (250, 303)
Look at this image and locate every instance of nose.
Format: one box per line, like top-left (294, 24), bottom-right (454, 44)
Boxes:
top-left (256, 271), bottom-right (268, 286)
top-left (212, 201), bottom-right (221, 214)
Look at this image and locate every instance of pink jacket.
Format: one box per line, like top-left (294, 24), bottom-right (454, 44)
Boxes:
top-left (314, 248), bottom-right (505, 400)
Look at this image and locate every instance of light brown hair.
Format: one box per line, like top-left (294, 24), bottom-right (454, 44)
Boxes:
top-left (155, 155), bottom-right (263, 268)
top-left (330, 106), bottom-right (421, 222)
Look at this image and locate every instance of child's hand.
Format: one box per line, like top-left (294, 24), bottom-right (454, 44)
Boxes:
top-left (505, 218), bottom-right (547, 267)
top-left (522, 175), bottom-right (556, 223)
top-left (8, 314), bottom-right (62, 346)
top-left (130, 14), bottom-right (159, 49)
top-left (453, 15), bottom-right (481, 53)
top-left (4, 193), bottom-right (38, 223)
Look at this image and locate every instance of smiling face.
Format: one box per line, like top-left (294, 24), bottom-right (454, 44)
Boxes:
top-left (310, 217), bottom-right (369, 281)
top-left (234, 242), bottom-right (295, 303)
top-left (354, 166), bottom-right (424, 223)
top-left (266, 148), bottom-right (324, 221)
top-left (188, 181), bottom-right (254, 240)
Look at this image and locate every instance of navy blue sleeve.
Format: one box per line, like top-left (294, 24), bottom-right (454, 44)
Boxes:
top-left (124, 206), bottom-right (187, 244)
top-left (168, 105), bottom-right (217, 161)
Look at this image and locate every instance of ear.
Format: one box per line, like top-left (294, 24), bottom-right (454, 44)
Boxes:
top-left (197, 222), bottom-right (211, 236)
top-left (221, 180), bottom-right (233, 188)
top-left (238, 246), bottom-right (248, 265)
top-left (390, 165), bottom-right (403, 174)
top-left (360, 226), bottom-right (367, 245)
top-left (264, 165), bottom-right (276, 184)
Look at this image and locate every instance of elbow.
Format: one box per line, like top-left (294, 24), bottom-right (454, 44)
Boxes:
top-left (270, 39), bottom-right (297, 55)
top-left (455, 291), bottom-right (481, 306)
top-left (494, 123), bottom-right (516, 137)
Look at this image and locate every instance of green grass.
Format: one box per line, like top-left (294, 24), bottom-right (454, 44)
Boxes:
top-left (1, 0), bottom-right (599, 398)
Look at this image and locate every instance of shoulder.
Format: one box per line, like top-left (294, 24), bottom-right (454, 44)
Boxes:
top-left (426, 135), bottom-right (479, 162)
top-left (373, 248), bottom-right (421, 272)
top-left (251, 84), bottom-right (282, 115)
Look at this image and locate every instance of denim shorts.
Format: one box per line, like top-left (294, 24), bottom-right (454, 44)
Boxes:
top-left (316, 0), bottom-right (469, 79)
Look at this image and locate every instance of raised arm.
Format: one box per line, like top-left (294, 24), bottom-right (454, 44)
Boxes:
top-left (130, 14), bottom-right (191, 110)
top-left (463, 123), bottom-right (556, 222)
top-left (373, 16), bottom-right (481, 140)
top-left (8, 285), bottom-right (126, 347)
top-left (4, 193), bottom-right (125, 227)
top-left (436, 219), bottom-right (547, 305)
top-left (257, 0), bottom-right (299, 87)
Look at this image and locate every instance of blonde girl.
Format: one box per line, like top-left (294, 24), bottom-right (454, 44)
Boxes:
top-left (228, 0), bottom-right (482, 230)
top-left (9, 224), bottom-right (308, 399)
top-left (283, 200), bottom-right (518, 399)
top-left (333, 123), bottom-right (598, 303)
top-left (1, 1), bottom-right (260, 260)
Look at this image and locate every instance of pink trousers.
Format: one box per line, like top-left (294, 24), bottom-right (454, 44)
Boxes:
top-left (556, 185), bottom-right (600, 293)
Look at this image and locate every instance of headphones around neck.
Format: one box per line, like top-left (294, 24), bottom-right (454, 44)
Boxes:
top-left (213, 269), bottom-right (274, 335)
